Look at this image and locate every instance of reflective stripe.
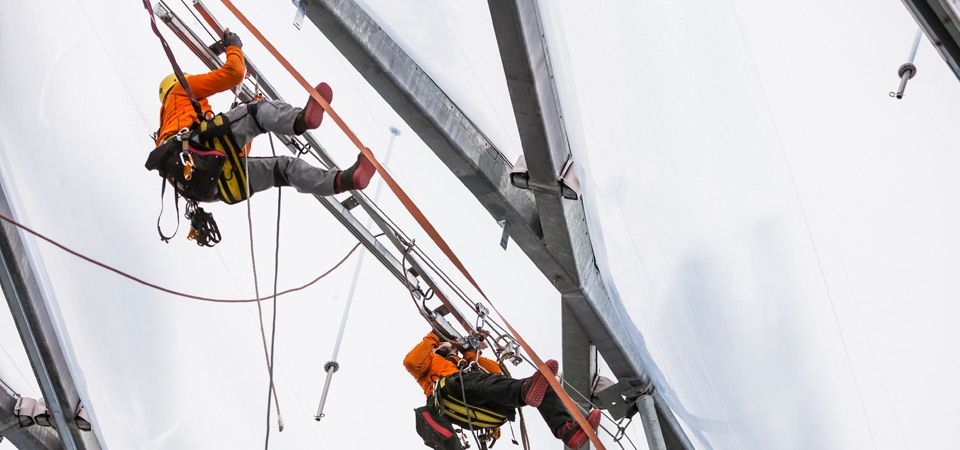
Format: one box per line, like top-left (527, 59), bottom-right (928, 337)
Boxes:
top-left (436, 377), bottom-right (509, 429)
top-left (440, 398), bottom-right (505, 428)
top-left (195, 114), bottom-right (249, 205)
top-left (421, 411), bottom-right (454, 439)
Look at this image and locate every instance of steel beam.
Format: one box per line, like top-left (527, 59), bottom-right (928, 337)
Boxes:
top-left (297, 0), bottom-right (559, 281)
top-left (0, 386), bottom-right (63, 450)
top-left (299, 1), bottom-right (692, 447)
top-left (901, 0), bottom-right (960, 80)
top-left (489, 2), bottom-right (690, 447)
top-left (561, 301), bottom-right (595, 411)
top-left (561, 302), bottom-right (595, 450)
top-left (0, 178), bottom-right (100, 450)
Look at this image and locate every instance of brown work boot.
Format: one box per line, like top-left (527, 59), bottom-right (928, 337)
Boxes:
top-left (333, 152), bottom-right (376, 193)
top-left (295, 82), bottom-right (333, 134)
top-left (520, 359), bottom-right (559, 407)
top-left (554, 408), bottom-right (602, 450)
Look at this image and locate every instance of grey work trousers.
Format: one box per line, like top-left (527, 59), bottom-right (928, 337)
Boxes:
top-left (219, 99), bottom-right (337, 198)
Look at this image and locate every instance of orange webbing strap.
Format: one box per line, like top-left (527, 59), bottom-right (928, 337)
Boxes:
top-left (219, 2), bottom-right (605, 447)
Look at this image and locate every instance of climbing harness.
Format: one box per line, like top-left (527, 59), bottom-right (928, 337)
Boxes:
top-left (434, 377), bottom-right (511, 430)
top-left (144, 114), bottom-right (252, 245)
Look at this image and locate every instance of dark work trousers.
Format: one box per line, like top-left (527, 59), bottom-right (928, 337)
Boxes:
top-left (220, 99), bottom-right (338, 198)
top-left (440, 371), bottom-right (572, 433)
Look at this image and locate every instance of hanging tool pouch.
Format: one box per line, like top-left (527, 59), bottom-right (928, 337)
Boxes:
top-left (414, 403), bottom-right (464, 450)
top-left (146, 134), bottom-right (224, 203)
top-left (144, 114), bottom-right (249, 204)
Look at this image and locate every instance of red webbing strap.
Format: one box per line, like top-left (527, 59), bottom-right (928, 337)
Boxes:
top-left (142, 0), bottom-right (205, 119)
top-left (219, 2), bottom-right (604, 447)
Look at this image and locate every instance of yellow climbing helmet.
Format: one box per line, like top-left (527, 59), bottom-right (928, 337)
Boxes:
top-left (158, 73), bottom-right (191, 103)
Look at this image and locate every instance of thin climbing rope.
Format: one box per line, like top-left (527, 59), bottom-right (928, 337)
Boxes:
top-left (242, 132), bottom-right (284, 437)
top-left (264, 132), bottom-right (283, 449)
top-left (0, 212), bottom-right (369, 303)
top-left (0, 375), bottom-right (17, 396)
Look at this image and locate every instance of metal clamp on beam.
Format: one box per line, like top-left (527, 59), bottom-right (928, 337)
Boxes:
top-left (593, 376), bottom-right (666, 450)
top-left (13, 397), bottom-right (52, 428)
top-left (76, 404), bottom-right (92, 432)
top-left (592, 376), bottom-right (652, 420)
top-left (558, 158), bottom-right (581, 200)
top-left (511, 155), bottom-right (582, 200)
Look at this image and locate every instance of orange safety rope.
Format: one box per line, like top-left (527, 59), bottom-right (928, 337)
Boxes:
top-left (218, 2), bottom-right (605, 447)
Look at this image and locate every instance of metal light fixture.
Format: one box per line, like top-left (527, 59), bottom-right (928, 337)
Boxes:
top-left (33, 398), bottom-right (52, 427)
top-left (558, 158), bottom-right (581, 200)
top-left (76, 404), bottom-right (92, 431)
top-left (14, 396), bottom-right (38, 427)
top-left (510, 155), bottom-right (530, 189)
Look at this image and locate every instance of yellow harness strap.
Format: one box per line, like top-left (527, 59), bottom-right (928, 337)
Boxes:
top-left (437, 377), bottom-right (509, 429)
top-left (198, 115), bottom-right (249, 205)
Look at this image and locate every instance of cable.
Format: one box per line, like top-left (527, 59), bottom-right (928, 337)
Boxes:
top-left (0, 375), bottom-right (17, 397)
top-left (0, 211), bottom-right (368, 303)
top-left (724, 1), bottom-right (878, 448)
top-left (457, 371), bottom-right (483, 450)
top-left (0, 342), bottom-right (32, 392)
top-left (264, 132), bottom-right (282, 448)
top-left (175, 0), bottom-right (219, 41)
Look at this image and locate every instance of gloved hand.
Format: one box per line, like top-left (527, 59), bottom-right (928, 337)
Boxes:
top-left (222, 28), bottom-right (242, 49)
top-left (208, 40), bottom-right (226, 56)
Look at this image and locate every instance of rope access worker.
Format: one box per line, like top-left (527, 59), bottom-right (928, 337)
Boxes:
top-left (404, 331), bottom-right (601, 450)
top-left (146, 29), bottom-right (375, 221)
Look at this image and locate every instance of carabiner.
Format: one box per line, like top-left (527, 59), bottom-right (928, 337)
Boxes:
top-left (175, 127), bottom-right (192, 142)
top-left (180, 152), bottom-right (195, 181)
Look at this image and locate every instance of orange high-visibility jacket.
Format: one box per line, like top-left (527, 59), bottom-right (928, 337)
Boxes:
top-left (403, 332), bottom-right (502, 397)
top-left (155, 46), bottom-right (245, 146)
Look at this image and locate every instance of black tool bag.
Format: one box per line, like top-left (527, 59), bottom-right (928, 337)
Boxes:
top-left (145, 134), bottom-right (226, 203)
top-left (414, 405), bottom-right (464, 450)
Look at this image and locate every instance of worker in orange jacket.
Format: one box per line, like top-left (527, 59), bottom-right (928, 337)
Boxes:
top-left (403, 331), bottom-right (601, 450)
top-left (155, 29), bottom-right (375, 201)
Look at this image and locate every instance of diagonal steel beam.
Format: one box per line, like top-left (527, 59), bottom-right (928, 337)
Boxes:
top-left (900, 0), bottom-right (960, 80)
top-left (298, 1), bottom-right (693, 447)
top-left (0, 385), bottom-right (63, 450)
top-left (0, 177), bottom-right (101, 450)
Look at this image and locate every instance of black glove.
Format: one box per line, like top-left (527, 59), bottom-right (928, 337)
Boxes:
top-left (208, 40), bottom-right (226, 56)
top-left (222, 29), bottom-right (242, 49)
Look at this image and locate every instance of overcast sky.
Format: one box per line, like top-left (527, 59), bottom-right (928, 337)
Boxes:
top-left (2, 0), bottom-right (960, 449)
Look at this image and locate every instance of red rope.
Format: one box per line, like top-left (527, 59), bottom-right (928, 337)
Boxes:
top-left (0, 212), bottom-right (363, 304)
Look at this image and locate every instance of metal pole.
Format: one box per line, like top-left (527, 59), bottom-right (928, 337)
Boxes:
top-left (314, 127), bottom-right (400, 420)
top-left (908, 29), bottom-right (923, 64)
top-left (891, 29), bottom-right (922, 99)
top-left (636, 394), bottom-right (666, 450)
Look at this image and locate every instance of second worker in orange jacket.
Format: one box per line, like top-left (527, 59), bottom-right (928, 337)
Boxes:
top-left (403, 331), bottom-right (602, 450)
